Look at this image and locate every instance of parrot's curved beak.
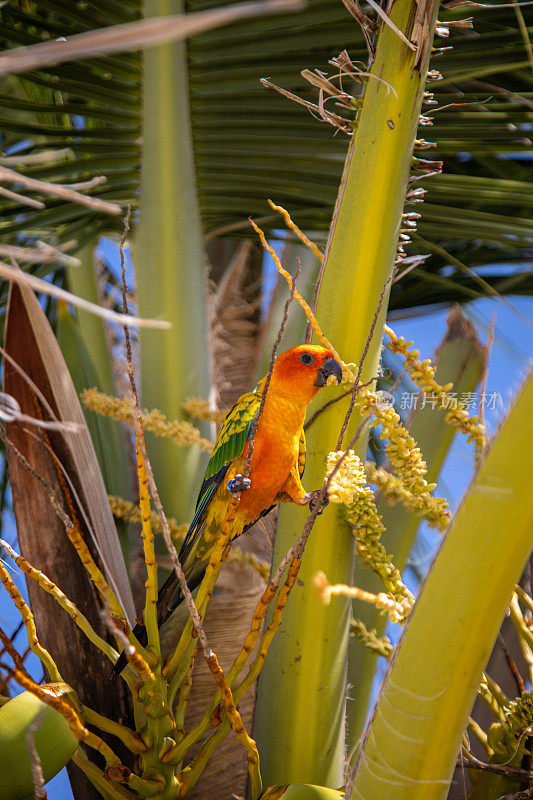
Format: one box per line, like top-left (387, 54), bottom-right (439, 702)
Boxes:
top-left (314, 357), bottom-right (343, 387)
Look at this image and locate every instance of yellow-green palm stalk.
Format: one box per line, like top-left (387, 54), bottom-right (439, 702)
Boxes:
top-left (135, 0), bottom-right (211, 521)
top-left (260, 785), bottom-right (344, 800)
top-left (349, 369), bottom-right (533, 800)
top-left (254, 0), bottom-right (439, 786)
top-left (0, 688), bottom-right (78, 800)
top-left (346, 306), bottom-right (487, 746)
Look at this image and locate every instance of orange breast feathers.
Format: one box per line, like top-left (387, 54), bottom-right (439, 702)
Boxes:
top-left (232, 396), bottom-right (304, 524)
top-left (228, 344), bottom-right (339, 524)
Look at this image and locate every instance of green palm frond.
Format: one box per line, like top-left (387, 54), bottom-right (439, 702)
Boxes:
top-left (0, 0), bottom-right (531, 311)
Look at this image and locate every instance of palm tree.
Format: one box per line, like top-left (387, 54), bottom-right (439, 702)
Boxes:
top-left (0, 0), bottom-right (532, 798)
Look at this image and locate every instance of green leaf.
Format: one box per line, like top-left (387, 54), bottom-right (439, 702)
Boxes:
top-left (0, 0), bottom-right (531, 312)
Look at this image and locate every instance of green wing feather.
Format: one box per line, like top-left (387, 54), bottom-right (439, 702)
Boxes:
top-left (178, 391), bottom-right (261, 565)
top-left (204, 391), bottom-right (261, 482)
top-left (157, 391), bottom-right (305, 632)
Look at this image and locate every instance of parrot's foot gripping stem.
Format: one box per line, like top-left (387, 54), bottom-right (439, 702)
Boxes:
top-left (304, 490), bottom-right (329, 515)
top-left (227, 474), bottom-right (252, 497)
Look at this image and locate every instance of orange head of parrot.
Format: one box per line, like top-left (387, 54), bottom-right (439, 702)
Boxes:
top-left (267, 345), bottom-right (343, 405)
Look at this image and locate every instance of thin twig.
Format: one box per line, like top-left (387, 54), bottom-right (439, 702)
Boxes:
top-left (0, 149), bottom-right (73, 167)
top-left (335, 278), bottom-right (391, 450)
top-left (1, 434), bottom-right (72, 532)
top-left (0, 563), bottom-right (62, 682)
top-left (304, 376), bottom-right (379, 432)
top-left (0, 345), bottom-right (59, 424)
top-left (26, 707), bottom-right (48, 800)
top-left (241, 259), bottom-right (301, 483)
top-left (0, 624), bottom-right (33, 683)
top-left (0, 166), bottom-right (121, 215)
top-left (0, 391), bottom-right (80, 433)
top-left (460, 758), bottom-right (533, 779)
top-left (0, 260), bottom-right (170, 330)
top-left (118, 208), bottom-right (160, 664)
top-left (118, 207), bottom-right (135, 398)
top-left (1, 432), bottom-right (124, 619)
top-left (0, 0), bottom-right (304, 76)
top-left (304, 388), bottom-right (354, 431)
top-left (0, 185), bottom-right (45, 209)
top-left (0, 538), bottom-right (119, 664)
top-left (249, 217), bottom-right (341, 363)
top-left (275, 414), bottom-right (372, 583)
top-left (498, 633), bottom-right (525, 695)
top-left (0, 244), bottom-right (80, 268)
top-left (56, 176), bottom-right (107, 192)
top-left (0, 620), bottom-right (24, 654)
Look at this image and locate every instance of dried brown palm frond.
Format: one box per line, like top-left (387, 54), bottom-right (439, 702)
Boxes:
top-left (210, 241), bottom-right (264, 411)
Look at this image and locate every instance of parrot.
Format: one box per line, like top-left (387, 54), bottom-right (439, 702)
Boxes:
top-left (111, 344), bottom-right (342, 677)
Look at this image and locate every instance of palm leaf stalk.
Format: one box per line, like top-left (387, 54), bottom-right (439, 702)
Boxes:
top-left (253, 0), bottom-right (440, 786)
top-left (347, 368), bottom-right (533, 800)
top-left (134, 0), bottom-right (212, 521)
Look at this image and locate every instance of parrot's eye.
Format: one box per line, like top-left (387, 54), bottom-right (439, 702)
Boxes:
top-left (299, 352), bottom-right (314, 365)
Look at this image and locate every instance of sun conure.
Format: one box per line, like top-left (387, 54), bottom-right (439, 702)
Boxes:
top-left (112, 345), bottom-right (342, 677)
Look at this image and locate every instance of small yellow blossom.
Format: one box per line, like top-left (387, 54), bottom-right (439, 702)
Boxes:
top-left (357, 388), bottom-right (432, 495)
top-left (314, 570), bottom-right (406, 623)
top-left (109, 495), bottom-right (189, 545)
top-left (325, 451), bottom-right (413, 620)
top-left (350, 617), bottom-right (393, 658)
top-left (487, 689), bottom-right (533, 758)
top-left (365, 462), bottom-right (450, 532)
top-left (341, 362), bottom-right (358, 386)
top-left (384, 324), bottom-right (486, 455)
top-left (182, 397), bottom-right (227, 425)
top-left (82, 389), bottom-right (213, 452)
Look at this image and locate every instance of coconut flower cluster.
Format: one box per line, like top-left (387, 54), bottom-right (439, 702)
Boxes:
top-left (487, 689), bottom-right (533, 758)
top-left (326, 450), bottom-right (413, 621)
top-left (357, 387), bottom-right (433, 496)
top-left (384, 325), bottom-right (486, 455)
top-left (82, 388), bottom-right (214, 452)
top-left (365, 462), bottom-right (450, 532)
top-left (182, 397), bottom-right (227, 424)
